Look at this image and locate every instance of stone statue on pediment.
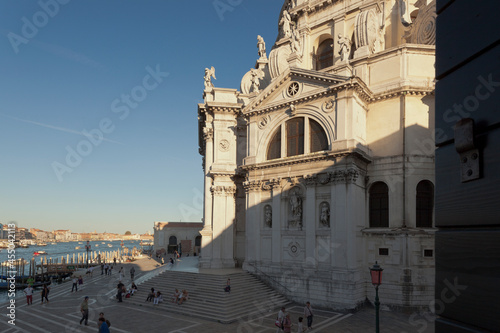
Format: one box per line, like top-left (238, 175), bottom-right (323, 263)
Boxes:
top-left (257, 35), bottom-right (266, 59)
top-left (290, 27), bottom-right (303, 57)
top-left (280, 10), bottom-right (292, 39)
top-left (264, 205), bottom-right (272, 228)
top-left (250, 68), bottom-right (264, 93)
top-left (204, 66), bottom-right (216, 90)
top-left (338, 34), bottom-right (351, 62)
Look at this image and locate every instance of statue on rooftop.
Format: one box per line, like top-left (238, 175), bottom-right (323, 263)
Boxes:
top-left (257, 35), bottom-right (267, 59)
top-left (204, 66), bottom-right (216, 90)
top-left (280, 10), bottom-right (292, 39)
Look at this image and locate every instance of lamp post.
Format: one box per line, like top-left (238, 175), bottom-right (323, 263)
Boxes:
top-left (369, 261), bottom-right (383, 333)
top-left (85, 241), bottom-right (91, 269)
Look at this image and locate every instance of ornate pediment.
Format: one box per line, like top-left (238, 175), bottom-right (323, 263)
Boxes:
top-left (242, 68), bottom-right (351, 117)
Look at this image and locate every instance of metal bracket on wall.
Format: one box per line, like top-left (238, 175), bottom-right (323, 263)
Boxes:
top-left (454, 118), bottom-right (480, 182)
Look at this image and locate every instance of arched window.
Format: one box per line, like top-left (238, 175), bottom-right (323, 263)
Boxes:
top-left (310, 119), bottom-right (328, 152)
top-left (286, 117), bottom-right (304, 157)
top-left (317, 39), bottom-right (334, 70)
top-left (267, 127), bottom-right (281, 160)
top-left (416, 180), bottom-right (434, 228)
top-left (369, 182), bottom-right (389, 227)
top-left (168, 235), bottom-right (178, 254)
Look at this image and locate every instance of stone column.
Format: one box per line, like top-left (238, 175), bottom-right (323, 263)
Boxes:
top-left (305, 175), bottom-right (317, 267)
top-left (223, 186), bottom-right (237, 267)
top-left (243, 180), bottom-right (261, 265)
top-left (210, 185), bottom-right (227, 268)
top-left (200, 128), bottom-right (214, 268)
top-left (271, 179), bottom-right (282, 264)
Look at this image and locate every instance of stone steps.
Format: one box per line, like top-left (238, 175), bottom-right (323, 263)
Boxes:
top-left (127, 270), bottom-right (290, 323)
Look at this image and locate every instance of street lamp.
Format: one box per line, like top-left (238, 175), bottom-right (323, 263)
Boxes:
top-left (85, 241), bottom-right (91, 269)
top-left (369, 261), bottom-right (383, 333)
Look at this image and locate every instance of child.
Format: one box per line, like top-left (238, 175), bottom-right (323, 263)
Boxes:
top-left (297, 317), bottom-right (305, 332)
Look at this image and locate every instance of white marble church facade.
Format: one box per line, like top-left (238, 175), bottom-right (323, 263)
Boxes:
top-left (198, 0), bottom-right (436, 309)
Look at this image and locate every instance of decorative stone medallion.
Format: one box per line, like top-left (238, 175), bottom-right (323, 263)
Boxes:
top-left (286, 82), bottom-right (301, 98)
top-left (219, 139), bottom-right (230, 152)
top-left (287, 241), bottom-right (301, 257)
top-left (322, 98), bottom-right (336, 113)
top-left (258, 115), bottom-right (270, 129)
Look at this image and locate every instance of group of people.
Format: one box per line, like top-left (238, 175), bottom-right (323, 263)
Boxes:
top-left (117, 281), bottom-right (138, 302)
top-left (23, 284), bottom-right (50, 305)
top-left (145, 287), bottom-right (164, 305)
top-left (79, 297), bottom-right (111, 333)
top-left (171, 288), bottom-right (189, 305)
top-left (71, 275), bottom-right (84, 292)
top-left (276, 302), bottom-right (314, 332)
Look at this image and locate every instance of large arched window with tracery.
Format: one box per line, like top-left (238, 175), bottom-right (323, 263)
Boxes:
top-left (369, 182), bottom-right (389, 227)
top-left (266, 117), bottom-right (329, 160)
top-left (310, 119), bottom-right (328, 152)
top-left (267, 126), bottom-right (281, 160)
top-left (317, 38), bottom-right (334, 70)
top-left (416, 180), bottom-right (434, 228)
top-left (286, 118), bottom-right (304, 157)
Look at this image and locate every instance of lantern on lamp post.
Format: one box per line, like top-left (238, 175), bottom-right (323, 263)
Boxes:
top-left (369, 261), bottom-right (383, 333)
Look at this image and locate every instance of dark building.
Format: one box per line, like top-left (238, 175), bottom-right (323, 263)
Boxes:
top-left (435, 0), bottom-right (500, 331)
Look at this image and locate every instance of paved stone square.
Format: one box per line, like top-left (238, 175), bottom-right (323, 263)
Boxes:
top-left (1, 258), bottom-right (435, 332)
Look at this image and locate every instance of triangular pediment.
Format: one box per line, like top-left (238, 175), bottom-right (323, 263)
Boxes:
top-left (242, 68), bottom-right (353, 115)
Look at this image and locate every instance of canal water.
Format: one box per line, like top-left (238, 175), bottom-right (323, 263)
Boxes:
top-left (0, 240), bottom-right (144, 301)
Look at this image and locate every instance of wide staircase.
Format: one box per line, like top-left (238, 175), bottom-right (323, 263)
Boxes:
top-left (127, 268), bottom-right (290, 323)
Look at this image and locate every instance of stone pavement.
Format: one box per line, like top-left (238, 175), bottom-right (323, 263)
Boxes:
top-left (1, 257), bottom-right (435, 332)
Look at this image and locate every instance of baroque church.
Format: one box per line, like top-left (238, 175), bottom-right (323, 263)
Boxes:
top-left (198, 0), bottom-right (436, 309)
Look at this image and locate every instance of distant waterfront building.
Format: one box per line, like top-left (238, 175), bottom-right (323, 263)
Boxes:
top-left (197, 0), bottom-right (436, 309)
top-left (153, 222), bottom-right (202, 256)
top-left (53, 229), bottom-right (72, 242)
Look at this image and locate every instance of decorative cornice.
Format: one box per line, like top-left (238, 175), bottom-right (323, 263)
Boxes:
top-left (262, 178), bottom-right (282, 191)
top-left (210, 185), bottom-right (237, 197)
top-left (370, 88), bottom-right (434, 102)
top-left (241, 149), bottom-right (371, 172)
top-left (243, 180), bottom-right (261, 193)
top-left (304, 168), bottom-right (360, 186)
top-left (203, 127), bottom-right (213, 141)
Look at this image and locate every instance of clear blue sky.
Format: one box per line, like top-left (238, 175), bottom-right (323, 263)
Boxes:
top-left (0, 0), bottom-right (283, 234)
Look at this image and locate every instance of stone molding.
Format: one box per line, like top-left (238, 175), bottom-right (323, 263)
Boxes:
top-left (241, 149), bottom-right (370, 172)
top-left (210, 185), bottom-right (237, 197)
top-left (304, 168), bottom-right (360, 186)
top-left (202, 127), bottom-right (213, 141)
top-left (243, 180), bottom-right (262, 193)
top-left (261, 178), bottom-right (282, 191)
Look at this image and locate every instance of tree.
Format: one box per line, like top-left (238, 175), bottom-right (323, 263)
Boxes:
top-left (125, 231), bottom-right (132, 235)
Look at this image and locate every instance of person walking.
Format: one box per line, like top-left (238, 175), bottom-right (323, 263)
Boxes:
top-left (304, 302), bottom-right (313, 330)
top-left (283, 313), bottom-right (292, 333)
top-left (130, 266), bottom-right (135, 280)
top-left (275, 307), bottom-right (285, 332)
top-left (98, 317), bottom-right (110, 333)
top-left (297, 317), bottom-right (305, 332)
top-left (118, 267), bottom-right (124, 281)
top-left (71, 276), bottom-right (78, 292)
top-left (224, 278), bottom-right (231, 293)
top-left (117, 282), bottom-right (124, 302)
top-left (23, 285), bottom-right (33, 305)
top-left (41, 284), bottom-right (50, 304)
top-left (101, 263), bottom-right (104, 275)
top-left (79, 296), bottom-right (89, 326)
top-left (104, 263), bottom-right (108, 275)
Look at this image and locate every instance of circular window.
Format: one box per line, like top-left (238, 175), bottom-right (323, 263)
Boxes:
top-left (287, 82), bottom-right (300, 97)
